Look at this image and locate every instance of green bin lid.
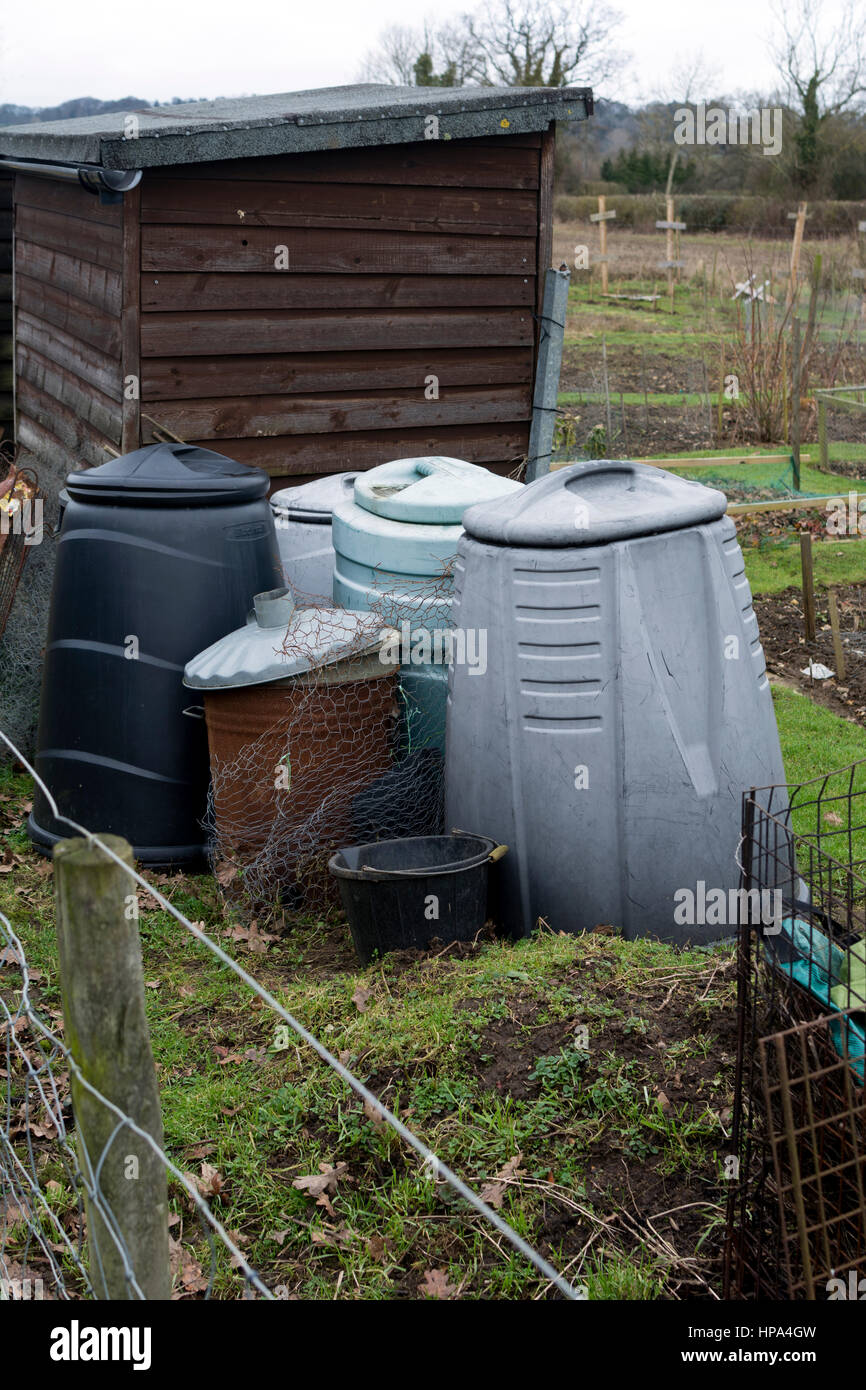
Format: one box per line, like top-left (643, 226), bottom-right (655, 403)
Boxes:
top-left (353, 456), bottom-right (522, 524)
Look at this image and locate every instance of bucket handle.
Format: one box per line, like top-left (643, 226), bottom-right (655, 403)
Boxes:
top-left (182, 705), bottom-right (206, 719)
top-left (451, 830), bottom-right (509, 865)
top-left (356, 839), bottom-right (508, 877)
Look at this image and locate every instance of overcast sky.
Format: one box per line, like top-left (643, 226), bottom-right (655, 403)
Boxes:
top-left (0, 0), bottom-right (853, 110)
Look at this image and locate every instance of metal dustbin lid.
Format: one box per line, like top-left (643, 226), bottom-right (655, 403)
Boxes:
top-left (270, 472), bottom-right (359, 525)
top-left (352, 455), bottom-right (522, 525)
top-left (65, 442), bottom-right (269, 506)
top-left (183, 588), bottom-right (395, 690)
top-left (461, 460), bottom-right (727, 548)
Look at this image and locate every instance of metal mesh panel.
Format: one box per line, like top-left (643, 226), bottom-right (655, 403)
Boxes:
top-left (725, 761), bottom-right (866, 1298)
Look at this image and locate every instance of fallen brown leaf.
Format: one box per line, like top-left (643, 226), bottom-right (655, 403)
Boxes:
top-left (352, 986), bottom-right (372, 1013)
top-left (479, 1153), bottom-right (523, 1210)
top-left (419, 1268), bottom-right (458, 1299)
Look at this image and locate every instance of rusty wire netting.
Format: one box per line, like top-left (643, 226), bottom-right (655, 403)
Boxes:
top-left (725, 761), bottom-right (866, 1299)
top-left (203, 574), bottom-right (453, 909)
top-left (757, 1009), bottom-right (866, 1299)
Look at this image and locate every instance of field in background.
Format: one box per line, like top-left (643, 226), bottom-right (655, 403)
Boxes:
top-left (551, 225), bottom-right (866, 479)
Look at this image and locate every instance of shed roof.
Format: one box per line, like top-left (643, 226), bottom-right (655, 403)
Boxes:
top-left (0, 84), bottom-right (592, 171)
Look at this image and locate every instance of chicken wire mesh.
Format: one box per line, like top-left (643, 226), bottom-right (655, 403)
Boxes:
top-left (724, 761), bottom-right (866, 1299)
top-left (203, 576), bottom-right (452, 910)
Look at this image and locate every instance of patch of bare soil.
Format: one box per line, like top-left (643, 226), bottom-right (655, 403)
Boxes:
top-left (465, 951), bottom-right (737, 1298)
top-left (755, 584), bottom-right (866, 722)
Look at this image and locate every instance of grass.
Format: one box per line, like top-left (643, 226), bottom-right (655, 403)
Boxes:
top-left (5, 636), bottom-right (866, 1306)
top-left (6, 674), bottom-right (866, 1301)
top-left (1, 758), bottom-right (736, 1301)
top-left (744, 536), bottom-right (866, 596)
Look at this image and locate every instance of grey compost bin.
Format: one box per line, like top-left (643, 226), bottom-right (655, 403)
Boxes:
top-left (444, 460), bottom-right (786, 944)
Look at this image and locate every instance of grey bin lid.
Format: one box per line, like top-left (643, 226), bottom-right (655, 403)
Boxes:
top-left (461, 460), bottom-right (727, 548)
top-left (183, 587), bottom-right (393, 690)
top-left (66, 442), bottom-right (270, 506)
top-left (270, 472), bottom-right (359, 525)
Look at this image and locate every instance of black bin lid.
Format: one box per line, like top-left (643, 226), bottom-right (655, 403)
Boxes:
top-left (65, 443), bottom-right (270, 506)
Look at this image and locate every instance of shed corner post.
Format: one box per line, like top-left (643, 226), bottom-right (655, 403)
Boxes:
top-left (526, 265), bottom-right (570, 483)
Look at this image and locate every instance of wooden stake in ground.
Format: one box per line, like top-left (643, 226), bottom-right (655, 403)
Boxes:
top-left (641, 347), bottom-right (649, 430)
top-left (791, 316), bottom-right (802, 491)
top-left (800, 532), bottom-right (816, 644)
top-left (590, 195), bottom-right (616, 296)
top-left (787, 202), bottom-right (808, 307)
top-left (655, 195), bottom-right (686, 310)
top-left (53, 835), bottom-right (171, 1300)
top-left (827, 590), bottom-right (847, 682)
top-left (601, 335), bottom-right (613, 441)
top-left (666, 196), bottom-right (675, 304)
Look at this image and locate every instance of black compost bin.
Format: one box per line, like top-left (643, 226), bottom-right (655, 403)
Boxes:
top-left (329, 833), bottom-right (504, 963)
top-left (28, 443), bottom-right (282, 863)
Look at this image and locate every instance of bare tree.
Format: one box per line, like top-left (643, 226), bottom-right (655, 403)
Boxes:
top-left (464, 0), bottom-right (623, 88)
top-left (771, 0), bottom-right (866, 187)
top-left (658, 51), bottom-right (723, 106)
top-left (359, 0), bottom-right (624, 90)
top-left (358, 26), bottom-right (424, 86)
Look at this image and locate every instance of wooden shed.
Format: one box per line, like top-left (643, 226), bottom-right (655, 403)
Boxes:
top-left (0, 85), bottom-right (591, 495)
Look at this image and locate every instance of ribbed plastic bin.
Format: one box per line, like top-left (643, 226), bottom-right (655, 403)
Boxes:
top-left (28, 444), bottom-right (282, 863)
top-left (331, 455), bottom-right (522, 751)
top-left (444, 460), bottom-right (787, 944)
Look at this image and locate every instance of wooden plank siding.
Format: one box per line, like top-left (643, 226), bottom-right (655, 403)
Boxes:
top-left (0, 175), bottom-right (13, 445)
top-left (139, 134), bottom-right (548, 487)
top-left (13, 175), bottom-right (125, 475)
top-left (7, 130), bottom-right (554, 489)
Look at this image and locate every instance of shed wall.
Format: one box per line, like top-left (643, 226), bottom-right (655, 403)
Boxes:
top-left (13, 175), bottom-right (124, 475)
top-left (0, 174), bottom-right (12, 447)
top-left (138, 134), bottom-right (547, 488)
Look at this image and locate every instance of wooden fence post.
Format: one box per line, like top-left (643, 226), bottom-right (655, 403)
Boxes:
top-left (791, 316), bottom-right (802, 492)
top-left (818, 395), bottom-right (828, 471)
top-left (53, 834), bottom-right (170, 1300)
top-left (828, 590), bottom-right (846, 682)
top-left (787, 202), bottom-right (808, 307)
top-left (800, 532), bottom-right (816, 644)
top-left (590, 196), bottom-right (616, 295)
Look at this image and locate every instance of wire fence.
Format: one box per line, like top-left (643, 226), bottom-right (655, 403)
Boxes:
top-left (0, 726), bottom-right (585, 1303)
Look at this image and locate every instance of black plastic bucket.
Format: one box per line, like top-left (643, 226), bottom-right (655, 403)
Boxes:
top-left (329, 833), bottom-right (506, 964)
